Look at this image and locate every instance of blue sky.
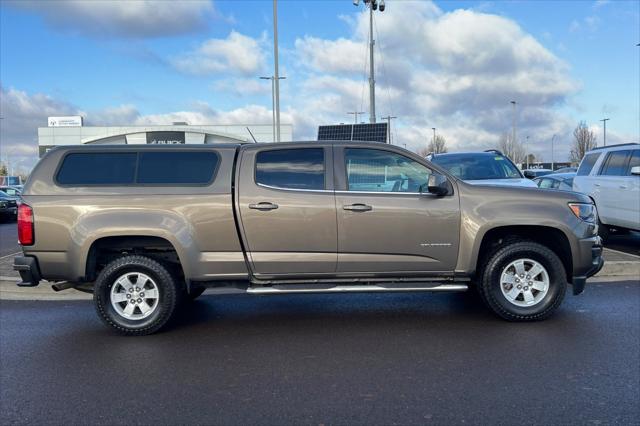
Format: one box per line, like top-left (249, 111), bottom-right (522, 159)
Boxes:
top-left (1, 0), bottom-right (638, 170)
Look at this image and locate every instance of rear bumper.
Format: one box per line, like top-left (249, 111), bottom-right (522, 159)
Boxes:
top-left (571, 239), bottom-right (604, 295)
top-left (13, 256), bottom-right (42, 287)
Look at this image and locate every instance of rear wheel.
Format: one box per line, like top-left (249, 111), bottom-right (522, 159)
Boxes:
top-left (94, 255), bottom-right (179, 335)
top-left (479, 240), bottom-right (566, 321)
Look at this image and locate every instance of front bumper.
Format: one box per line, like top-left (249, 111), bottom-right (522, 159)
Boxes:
top-left (13, 256), bottom-right (42, 287)
top-left (572, 239), bottom-right (604, 295)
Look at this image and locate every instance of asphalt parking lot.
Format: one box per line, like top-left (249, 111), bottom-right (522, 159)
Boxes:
top-left (1, 281), bottom-right (638, 425)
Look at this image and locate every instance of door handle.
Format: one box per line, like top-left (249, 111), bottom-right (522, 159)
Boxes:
top-left (249, 202), bottom-right (279, 211)
top-left (343, 203), bottom-right (372, 212)
top-left (594, 183), bottom-right (601, 187)
top-left (620, 185), bottom-right (628, 189)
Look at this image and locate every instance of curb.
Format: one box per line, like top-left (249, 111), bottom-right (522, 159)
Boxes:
top-left (597, 261), bottom-right (640, 278)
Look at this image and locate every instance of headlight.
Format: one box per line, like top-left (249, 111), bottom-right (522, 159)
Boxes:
top-left (0, 201), bottom-right (7, 208)
top-left (568, 202), bottom-right (597, 223)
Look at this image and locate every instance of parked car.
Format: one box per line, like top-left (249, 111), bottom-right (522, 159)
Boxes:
top-left (0, 186), bottom-right (22, 197)
top-left (534, 173), bottom-right (576, 191)
top-left (553, 167), bottom-right (577, 174)
top-left (573, 143), bottom-right (640, 239)
top-left (15, 143), bottom-right (603, 335)
top-left (428, 150), bottom-right (537, 188)
top-left (523, 169), bottom-right (553, 179)
top-left (0, 192), bottom-right (18, 221)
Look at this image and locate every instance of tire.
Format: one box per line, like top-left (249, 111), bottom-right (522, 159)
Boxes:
top-left (479, 240), bottom-right (567, 321)
top-left (94, 255), bottom-right (179, 335)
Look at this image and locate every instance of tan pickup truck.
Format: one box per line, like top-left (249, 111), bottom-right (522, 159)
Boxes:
top-left (14, 142), bottom-right (603, 335)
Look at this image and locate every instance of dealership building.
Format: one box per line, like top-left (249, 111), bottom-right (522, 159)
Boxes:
top-left (38, 116), bottom-right (293, 157)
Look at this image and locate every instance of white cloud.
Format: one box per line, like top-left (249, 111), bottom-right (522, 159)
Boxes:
top-left (7, 0), bottom-right (215, 38)
top-left (291, 2), bottom-right (583, 160)
top-left (172, 31), bottom-right (267, 76)
top-left (211, 78), bottom-right (272, 97)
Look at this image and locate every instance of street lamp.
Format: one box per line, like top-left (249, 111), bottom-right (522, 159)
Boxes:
top-left (260, 76), bottom-right (286, 142)
top-left (551, 134), bottom-right (556, 171)
top-left (347, 111), bottom-right (365, 124)
top-left (525, 135), bottom-right (530, 169)
top-left (600, 118), bottom-right (609, 146)
top-left (353, 0), bottom-right (386, 123)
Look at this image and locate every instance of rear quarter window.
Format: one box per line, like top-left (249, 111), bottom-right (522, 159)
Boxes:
top-left (56, 152), bottom-right (137, 185)
top-left (56, 150), bottom-right (220, 186)
top-left (576, 153), bottom-right (601, 176)
top-left (137, 151), bottom-right (219, 184)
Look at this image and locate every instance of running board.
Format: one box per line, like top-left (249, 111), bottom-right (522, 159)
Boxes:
top-left (247, 283), bottom-right (468, 295)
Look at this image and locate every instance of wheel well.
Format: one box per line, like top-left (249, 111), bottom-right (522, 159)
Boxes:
top-left (477, 226), bottom-right (573, 281)
top-left (85, 236), bottom-right (184, 283)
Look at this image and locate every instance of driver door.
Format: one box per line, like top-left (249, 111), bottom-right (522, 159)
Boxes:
top-left (334, 146), bottom-right (460, 274)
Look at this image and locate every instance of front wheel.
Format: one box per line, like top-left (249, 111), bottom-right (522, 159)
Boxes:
top-left (479, 240), bottom-right (567, 321)
top-left (94, 255), bottom-right (179, 335)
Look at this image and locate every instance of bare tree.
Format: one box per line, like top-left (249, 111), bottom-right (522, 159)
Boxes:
top-left (428, 135), bottom-right (448, 154)
top-left (497, 132), bottom-right (525, 164)
top-left (417, 147), bottom-right (429, 157)
top-left (570, 121), bottom-right (597, 163)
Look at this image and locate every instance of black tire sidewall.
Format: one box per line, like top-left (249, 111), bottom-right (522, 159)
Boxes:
top-left (483, 242), bottom-right (566, 320)
top-left (94, 256), bottom-right (177, 334)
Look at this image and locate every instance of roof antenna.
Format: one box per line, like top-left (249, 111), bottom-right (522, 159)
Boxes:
top-left (246, 127), bottom-right (258, 143)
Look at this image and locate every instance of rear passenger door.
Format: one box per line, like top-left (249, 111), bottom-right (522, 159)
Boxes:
top-left (237, 145), bottom-right (337, 278)
top-left (596, 150), bottom-right (633, 226)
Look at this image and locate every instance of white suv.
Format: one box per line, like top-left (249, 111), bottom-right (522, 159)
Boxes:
top-left (573, 143), bottom-right (640, 239)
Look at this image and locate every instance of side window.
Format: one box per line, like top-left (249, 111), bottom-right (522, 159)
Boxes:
top-left (255, 148), bottom-right (325, 190)
top-left (576, 153), bottom-right (601, 176)
top-left (345, 148), bottom-right (431, 193)
top-left (57, 153), bottom-right (137, 185)
top-left (137, 151), bottom-right (219, 184)
top-left (599, 150), bottom-right (631, 176)
top-left (626, 150), bottom-right (640, 175)
top-left (538, 178), bottom-right (554, 189)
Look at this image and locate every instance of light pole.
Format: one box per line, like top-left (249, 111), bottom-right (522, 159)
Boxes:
top-left (600, 118), bottom-right (609, 146)
top-left (510, 101), bottom-right (517, 149)
top-left (353, 0), bottom-right (386, 123)
top-left (260, 76), bottom-right (286, 142)
top-left (551, 134), bottom-right (556, 171)
top-left (525, 135), bottom-right (530, 169)
top-left (381, 115), bottom-right (396, 144)
top-left (348, 111), bottom-right (365, 124)
top-left (272, 0), bottom-right (282, 141)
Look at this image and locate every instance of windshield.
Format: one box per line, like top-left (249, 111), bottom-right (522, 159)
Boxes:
top-left (431, 154), bottom-right (522, 180)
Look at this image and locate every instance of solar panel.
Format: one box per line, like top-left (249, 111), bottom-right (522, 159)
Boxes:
top-left (317, 123), bottom-right (388, 143)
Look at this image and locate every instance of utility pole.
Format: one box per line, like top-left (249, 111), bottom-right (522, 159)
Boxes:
top-left (510, 101), bottom-right (517, 148)
top-left (354, 0), bottom-right (386, 124)
top-left (600, 118), bottom-right (609, 146)
top-left (348, 111), bottom-right (365, 124)
top-left (551, 134), bottom-right (556, 171)
top-left (260, 76), bottom-right (286, 142)
top-left (381, 115), bottom-right (396, 144)
top-left (272, 0), bottom-right (282, 141)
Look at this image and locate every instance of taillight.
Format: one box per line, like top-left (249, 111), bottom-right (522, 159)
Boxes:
top-left (18, 203), bottom-right (34, 246)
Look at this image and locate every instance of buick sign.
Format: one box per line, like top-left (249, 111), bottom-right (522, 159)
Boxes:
top-left (146, 131), bottom-right (185, 144)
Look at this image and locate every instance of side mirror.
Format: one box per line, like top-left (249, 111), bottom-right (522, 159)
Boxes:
top-left (631, 166), bottom-right (640, 176)
top-left (423, 173), bottom-right (450, 196)
top-left (523, 170), bottom-right (535, 179)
